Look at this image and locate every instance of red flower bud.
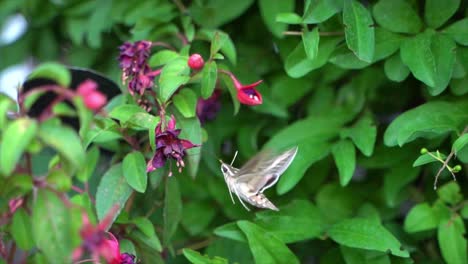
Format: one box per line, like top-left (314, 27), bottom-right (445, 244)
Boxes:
top-left (188, 54), bottom-right (205, 70)
top-left (77, 79), bottom-right (98, 95)
top-left (84, 91), bottom-right (107, 111)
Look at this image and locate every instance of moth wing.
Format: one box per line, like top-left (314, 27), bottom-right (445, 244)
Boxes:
top-left (236, 147), bottom-right (298, 193)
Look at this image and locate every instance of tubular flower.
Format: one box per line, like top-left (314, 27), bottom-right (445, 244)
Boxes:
top-left (224, 71), bottom-right (263, 105)
top-left (118, 40), bottom-right (161, 95)
top-left (196, 89), bottom-right (221, 124)
top-left (147, 115), bottom-right (199, 175)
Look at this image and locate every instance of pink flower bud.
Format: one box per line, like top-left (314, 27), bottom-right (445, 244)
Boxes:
top-left (84, 91), bottom-right (107, 111)
top-left (77, 79), bottom-right (98, 96)
top-left (188, 54), bottom-right (205, 70)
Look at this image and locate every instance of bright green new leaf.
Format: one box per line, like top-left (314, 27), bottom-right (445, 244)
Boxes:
top-left (343, 0), bottom-right (375, 62)
top-left (27, 62), bottom-right (71, 87)
top-left (438, 216), bottom-right (467, 264)
top-left (0, 118), bottom-right (37, 176)
top-left (302, 0), bottom-right (343, 24)
top-left (302, 27), bottom-right (320, 60)
top-left (164, 177), bottom-right (182, 245)
top-left (276, 12), bottom-right (302, 24)
top-left (238, 221), bottom-right (300, 264)
top-left (159, 57), bottom-right (190, 102)
top-left (372, 0), bottom-right (422, 34)
top-left (109, 104), bottom-right (147, 124)
top-left (96, 163), bottom-right (132, 223)
top-left (332, 139), bottom-right (356, 186)
top-left (384, 53), bottom-right (410, 82)
top-left (149, 50), bottom-right (179, 67)
top-left (38, 120), bottom-right (85, 170)
top-left (173, 88), bottom-right (197, 118)
top-left (443, 18), bottom-right (468, 46)
top-left (400, 31), bottom-right (456, 95)
top-left (328, 218), bottom-right (410, 257)
top-left (183, 249), bottom-right (228, 264)
top-left (424, 0), bottom-right (460, 29)
top-left (413, 152), bottom-right (446, 167)
top-left (0, 94), bottom-right (15, 128)
top-left (404, 203), bottom-right (439, 233)
top-left (259, 0), bottom-right (294, 37)
top-left (384, 100), bottom-right (468, 147)
top-left (201, 61), bottom-right (218, 99)
top-left (123, 151), bottom-right (147, 193)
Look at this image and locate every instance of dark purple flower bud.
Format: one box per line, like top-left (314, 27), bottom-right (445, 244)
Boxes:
top-left (120, 253), bottom-right (136, 264)
top-left (147, 115), bottom-right (200, 175)
top-left (196, 89), bottom-right (221, 124)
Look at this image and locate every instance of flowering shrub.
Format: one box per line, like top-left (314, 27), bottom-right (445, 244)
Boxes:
top-left (0, 0), bottom-right (468, 264)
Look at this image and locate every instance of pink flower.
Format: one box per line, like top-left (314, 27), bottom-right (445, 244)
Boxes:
top-left (147, 115), bottom-right (199, 175)
top-left (188, 54), bottom-right (205, 70)
top-left (76, 79), bottom-right (107, 111)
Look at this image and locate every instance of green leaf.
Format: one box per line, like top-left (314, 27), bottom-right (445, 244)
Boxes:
top-left (95, 163), bottom-right (132, 223)
top-left (177, 116), bottom-right (202, 177)
top-left (159, 57), bottom-right (190, 102)
top-left (183, 249), bottom-right (228, 264)
top-left (11, 208), bottom-right (34, 250)
top-left (453, 133), bottom-right (468, 155)
top-left (173, 88), bottom-right (197, 118)
top-left (201, 61), bottom-right (218, 99)
top-left (255, 200), bottom-right (325, 243)
top-left (0, 118), bottom-right (37, 176)
top-left (328, 218), bottom-right (409, 257)
top-left (413, 152), bottom-right (446, 167)
top-left (38, 120), bottom-right (85, 170)
top-left (122, 151), bottom-right (147, 193)
top-left (302, 27), bottom-right (320, 60)
top-left (131, 217), bottom-right (162, 252)
top-left (285, 37), bottom-right (341, 78)
top-left (199, 29), bottom-right (237, 65)
top-left (0, 94), bottom-right (15, 128)
top-left (340, 246), bottom-right (391, 264)
top-left (276, 12), bottom-right (302, 24)
top-left (27, 62), bottom-right (71, 87)
top-left (384, 100), bottom-right (468, 147)
top-left (437, 182), bottom-right (462, 205)
top-left (384, 53), bottom-right (410, 82)
top-left (438, 216), bottom-right (467, 264)
top-left (383, 165), bottom-right (420, 207)
top-left (404, 203), bottom-right (439, 233)
top-left (259, 0), bottom-right (294, 37)
top-left (149, 50), bottom-right (179, 67)
top-left (190, 0), bottom-right (255, 28)
top-left (76, 146), bottom-right (99, 182)
top-left (214, 222), bottom-right (247, 242)
top-left (108, 104), bottom-right (146, 124)
top-left (237, 221), bottom-right (300, 264)
top-left (343, 0), bottom-right (375, 62)
top-left (181, 201), bottom-right (217, 236)
top-left (332, 139), bottom-right (356, 186)
top-left (125, 112), bottom-right (160, 130)
top-left (341, 115), bottom-right (377, 156)
top-left (424, 0), bottom-right (460, 29)
top-left (32, 190), bottom-right (73, 263)
top-left (400, 31), bottom-right (456, 95)
top-left (302, 0), bottom-right (343, 24)
top-left (372, 0), bottom-right (422, 34)
top-left (163, 177), bottom-right (182, 246)
top-left (220, 73), bottom-right (240, 115)
top-left (443, 18), bottom-right (468, 46)
top-left (264, 115), bottom-right (345, 194)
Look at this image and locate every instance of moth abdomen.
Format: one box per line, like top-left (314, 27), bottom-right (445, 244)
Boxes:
top-left (249, 193), bottom-right (279, 211)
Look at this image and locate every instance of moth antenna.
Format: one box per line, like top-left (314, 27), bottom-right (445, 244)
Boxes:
top-left (230, 150), bottom-right (239, 166)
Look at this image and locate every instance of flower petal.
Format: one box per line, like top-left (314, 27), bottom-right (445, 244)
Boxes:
top-left (237, 88), bottom-right (263, 105)
top-left (168, 115), bottom-right (177, 130)
top-left (180, 139), bottom-right (199, 149)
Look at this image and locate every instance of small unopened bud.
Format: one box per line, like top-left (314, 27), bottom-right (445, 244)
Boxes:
top-left (188, 54), bottom-right (205, 70)
top-left (453, 165), bottom-right (462, 173)
top-left (84, 91), bottom-right (107, 111)
top-left (420, 148), bottom-right (428, 154)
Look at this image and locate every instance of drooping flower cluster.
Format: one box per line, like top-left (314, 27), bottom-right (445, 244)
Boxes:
top-left (76, 79), bottom-right (107, 111)
top-left (196, 89), bottom-right (221, 124)
top-left (118, 41), bottom-right (161, 95)
top-left (72, 206), bottom-right (136, 264)
top-left (147, 115), bottom-right (199, 175)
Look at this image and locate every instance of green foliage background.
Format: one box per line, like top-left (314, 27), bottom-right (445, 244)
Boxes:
top-left (1, 0), bottom-right (468, 263)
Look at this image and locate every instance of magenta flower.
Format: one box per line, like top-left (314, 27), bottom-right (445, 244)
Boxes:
top-left (196, 89), bottom-right (221, 124)
top-left (118, 40), bottom-right (161, 95)
top-left (147, 115), bottom-right (199, 175)
top-left (187, 53), bottom-right (205, 70)
top-left (76, 79), bottom-right (107, 111)
top-left (222, 71), bottom-right (263, 105)
top-left (72, 206), bottom-right (136, 264)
